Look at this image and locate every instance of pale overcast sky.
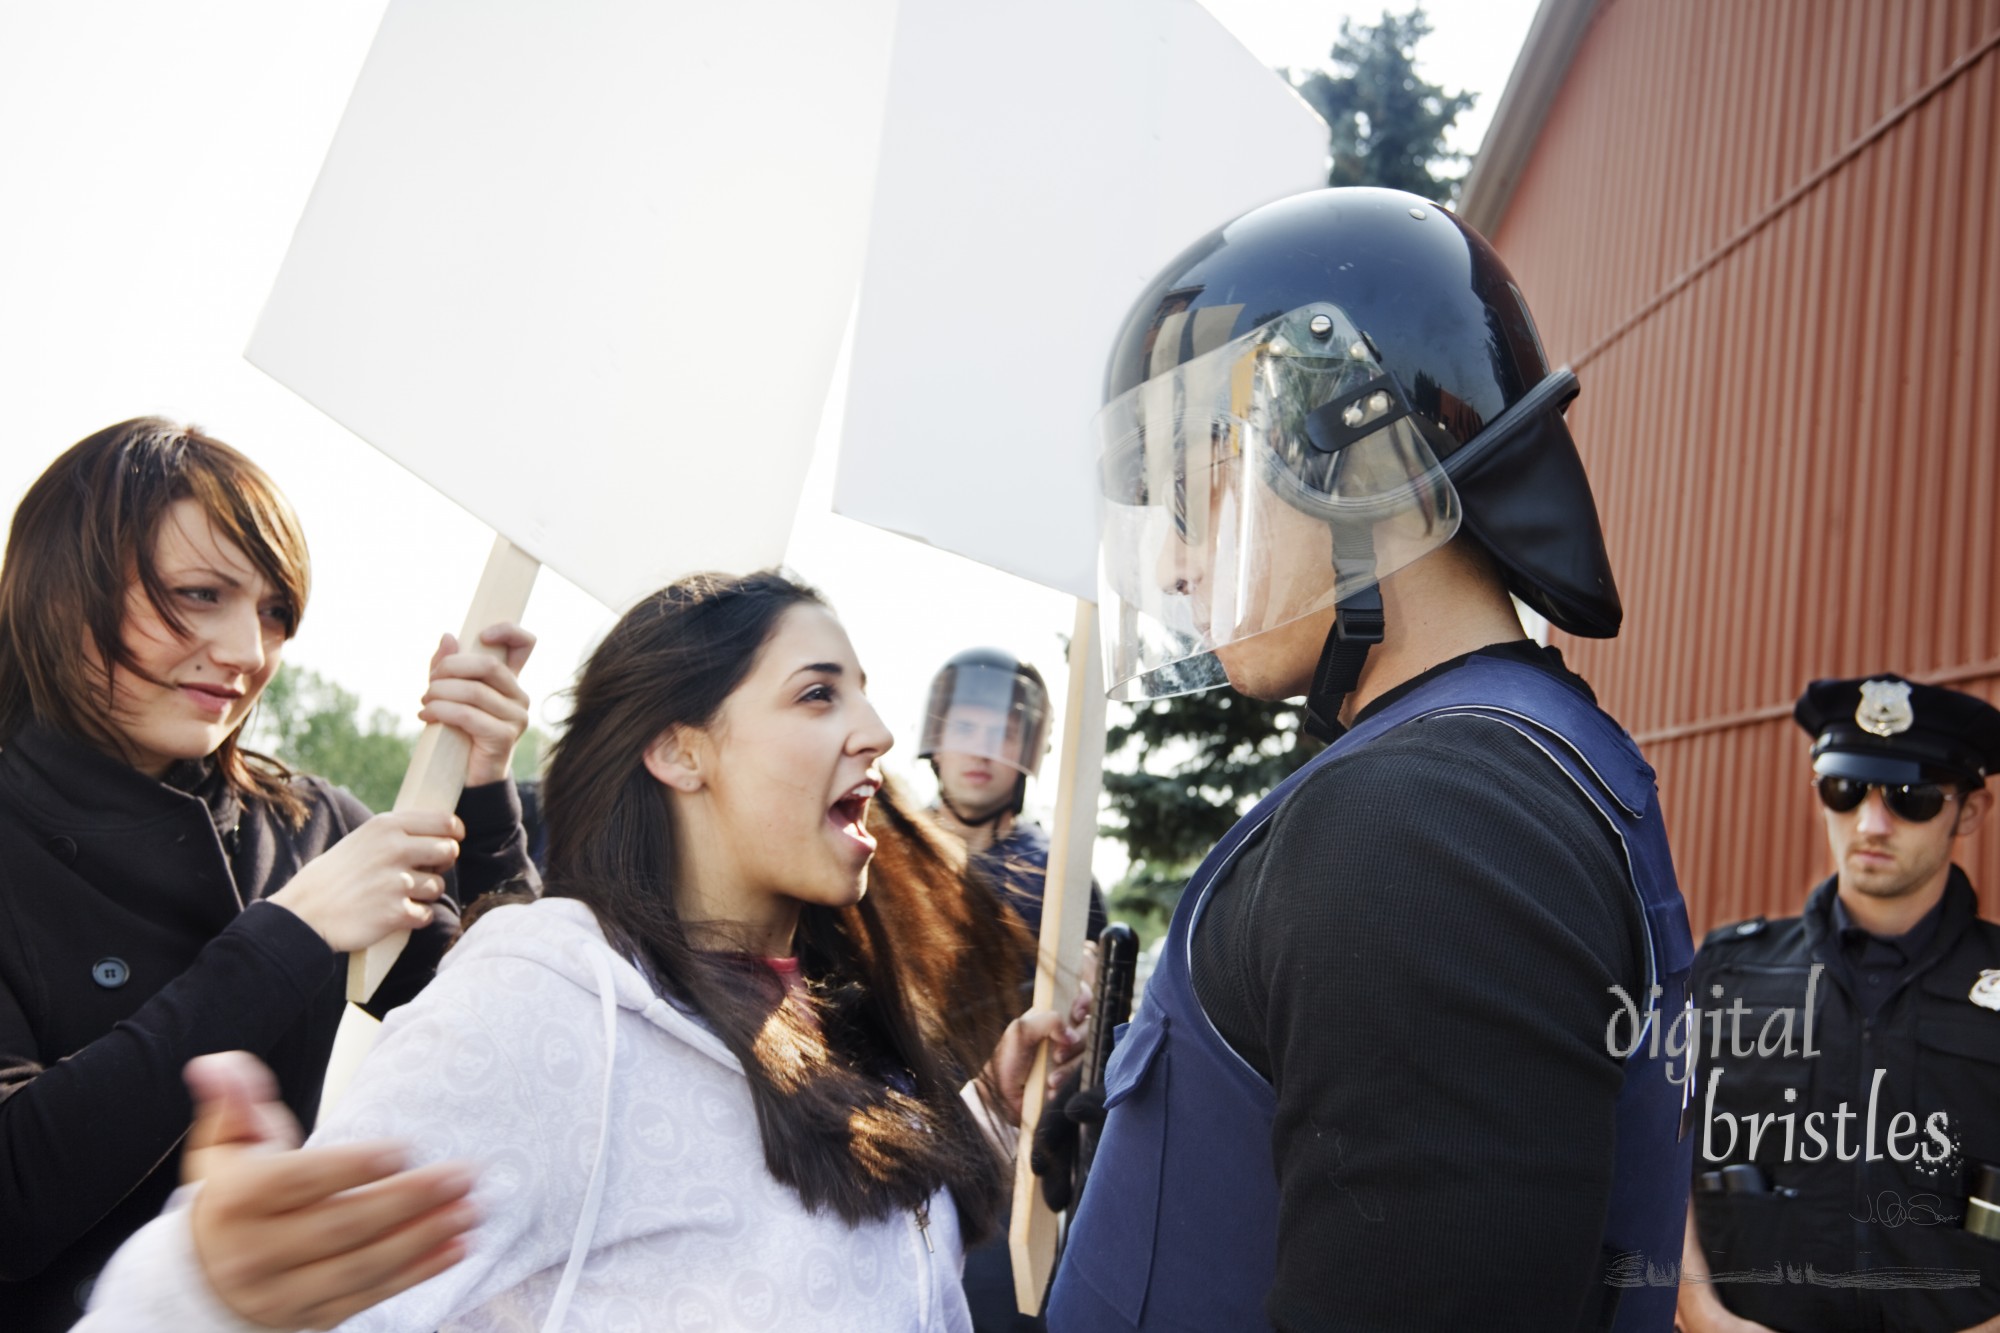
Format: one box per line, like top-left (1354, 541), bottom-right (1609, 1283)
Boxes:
top-left (0, 0), bottom-right (1539, 870)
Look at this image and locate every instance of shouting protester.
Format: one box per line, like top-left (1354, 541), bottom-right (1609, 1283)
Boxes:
top-left (79, 569), bottom-right (1083, 1332)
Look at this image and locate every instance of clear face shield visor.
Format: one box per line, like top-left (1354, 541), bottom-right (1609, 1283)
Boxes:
top-left (1096, 303), bottom-right (1461, 701)
top-left (917, 664), bottom-right (1052, 776)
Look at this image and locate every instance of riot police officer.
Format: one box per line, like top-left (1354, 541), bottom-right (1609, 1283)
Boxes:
top-left (920, 651), bottom-right (1071, 931)
top-left (918, 647), bottom-right (1108, 965)
top-left (920, 648), bottom-right (1104, 1333)
top-left (1044, 187), bottom-right (1693, 1331)
top-left (921, 652), bottom-right (1051, 839)
top-left (1679, 675), bottom-right (2000, 1333)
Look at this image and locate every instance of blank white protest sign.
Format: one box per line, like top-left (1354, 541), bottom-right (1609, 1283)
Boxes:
top-left (833, 0), bottom-right (1329, 601)
top-left (249, 0), bottom-right (899, 613)
top-left (251, 0), bottom-right (898, 1082)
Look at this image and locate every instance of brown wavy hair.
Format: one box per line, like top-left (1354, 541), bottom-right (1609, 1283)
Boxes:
top-left (0, 418), bottom-right (311, 820)
top-left (537, 569), bottom-right (1030, 1241)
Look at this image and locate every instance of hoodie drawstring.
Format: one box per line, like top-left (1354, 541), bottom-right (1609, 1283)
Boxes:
top-left (538, 947), bottom-right (620, 1333)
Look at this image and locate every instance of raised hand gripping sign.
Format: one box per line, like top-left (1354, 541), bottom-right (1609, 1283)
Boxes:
top-left (349, 533), bottom-right (540, 1003)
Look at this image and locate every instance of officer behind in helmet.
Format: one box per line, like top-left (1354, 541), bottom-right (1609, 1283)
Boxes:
top-left (1678, 677), bottom-right (2000, 1333)
top-left (1044, 187), bottom-right (1693, 1332)
top-left (921, 649), bottom-right (1106, 1333)
top-left (920, 648), bottom-right (1107, 968)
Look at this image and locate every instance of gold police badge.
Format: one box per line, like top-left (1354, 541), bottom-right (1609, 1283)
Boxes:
top-left (1856, 679), bottom-right (1915, 737)
top-left (1972, 970), bottom-right (2000, 1012)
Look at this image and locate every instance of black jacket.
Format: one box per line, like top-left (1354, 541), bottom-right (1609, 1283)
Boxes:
top-left (0, 723), bottom-right (536, 1331)
top-left (1690, 870), bottom-right (2000, 1331)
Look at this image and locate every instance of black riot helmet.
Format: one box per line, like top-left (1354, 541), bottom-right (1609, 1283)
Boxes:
top-left (918, 648), bottom-right (1052, 824)
top-left (1094, 186), bottom-right (1619, 731)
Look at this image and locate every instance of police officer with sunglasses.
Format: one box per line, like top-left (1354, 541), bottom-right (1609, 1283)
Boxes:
top-left (1679, 674), bottom-right (2000, 1333)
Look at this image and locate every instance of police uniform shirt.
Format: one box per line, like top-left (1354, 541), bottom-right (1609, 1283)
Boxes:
top-left (1833, 893), bottom-right (1943, 1021)
top-left (1690, 871), bottom-right (2000, 1331)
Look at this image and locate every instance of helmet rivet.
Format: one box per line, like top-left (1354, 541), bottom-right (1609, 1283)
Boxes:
top-left (1342, 403), bottom-right (1365, 427)
top-left (1308, 314), bottom-right (1333, 339)
top-left (1349, 340), bottom-right (1369, 360)
top-left (1368, 391), bottom-right (1390, 414)
top-left (1409, 207), bottom-right (1427, 220)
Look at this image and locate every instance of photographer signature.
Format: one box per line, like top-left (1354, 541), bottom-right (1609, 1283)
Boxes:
top-left (1850, 1191), bottom-right (1961, 1228)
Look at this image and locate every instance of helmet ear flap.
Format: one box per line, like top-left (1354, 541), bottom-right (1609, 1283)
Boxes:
top-left (1445, 376), bottom-right (1621, 638)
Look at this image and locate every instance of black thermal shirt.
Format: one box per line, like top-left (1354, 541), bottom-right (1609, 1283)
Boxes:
top-left (1191, 642), bottom-right (1647, 1331)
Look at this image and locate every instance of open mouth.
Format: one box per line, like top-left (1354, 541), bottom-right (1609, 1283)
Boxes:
top-left (827, 778), bottom-right (879, 853)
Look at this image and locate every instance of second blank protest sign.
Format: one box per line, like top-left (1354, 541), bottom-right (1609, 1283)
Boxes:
top-left (833, 0), bottom-right (1329, 601)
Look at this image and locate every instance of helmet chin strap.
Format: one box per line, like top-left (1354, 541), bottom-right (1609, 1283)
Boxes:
top-left (1302, 530), bottom-right (1384, 742)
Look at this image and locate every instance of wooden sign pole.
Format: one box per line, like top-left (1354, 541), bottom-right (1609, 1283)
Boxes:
top-left (320, 535), bottom-right (539, 1119)
top-left (347, 533), bottom-right (542, 1002)
top-left (1010, 596), bottom-right (1107, 1313)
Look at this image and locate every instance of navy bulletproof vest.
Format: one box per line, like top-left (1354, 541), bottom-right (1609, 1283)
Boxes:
top-left (1048, 656), bottom-right (1694, 1331)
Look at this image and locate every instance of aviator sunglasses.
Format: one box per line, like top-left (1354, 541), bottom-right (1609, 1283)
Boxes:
top-left (1814, 774), bottom-right (1959, 823)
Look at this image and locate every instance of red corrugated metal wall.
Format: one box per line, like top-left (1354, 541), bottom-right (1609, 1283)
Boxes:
top-left (1489, 0), bottom-right (2000, 933)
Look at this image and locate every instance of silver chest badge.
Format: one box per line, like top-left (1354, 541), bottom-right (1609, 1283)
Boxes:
top-left (1857, 679), bottom-right (1915, 737)
top-left (1972, 970), bottom-right (2000, 1012)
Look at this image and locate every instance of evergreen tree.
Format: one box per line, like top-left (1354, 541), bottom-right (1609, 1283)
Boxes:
top-left (1100, 7), bottom-right (1473, 937)
top-left (1102, 689), bottom-right (1320, 935)
top-left (1291, 7), bottom-right (1477, 199)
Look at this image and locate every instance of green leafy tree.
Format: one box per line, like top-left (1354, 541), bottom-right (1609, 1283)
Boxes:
top-left (253, 666), bottom-right (416, 813)
top-left (1100, 8), bottom-right (1473, 938)
top-left (1290, 7), bottom-right (1477, 199)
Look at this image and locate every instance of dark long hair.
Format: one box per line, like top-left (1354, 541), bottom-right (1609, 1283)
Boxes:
top-left (538, 570), bottom-right (1029, 1239)
top-left (0, 418), bottom-right (311, 820)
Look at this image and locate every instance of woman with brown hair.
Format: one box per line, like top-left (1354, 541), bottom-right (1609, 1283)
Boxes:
top-left (80, 568), bottom-right (1078, 1332)
top-left (0, 418), bottom-right (540, 1332)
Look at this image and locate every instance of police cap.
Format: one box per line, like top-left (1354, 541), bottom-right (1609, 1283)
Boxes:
top-left (1794, 674), bottom-right (2000, 788)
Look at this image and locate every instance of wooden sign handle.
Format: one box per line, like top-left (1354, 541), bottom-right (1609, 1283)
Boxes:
top-left (1010, 597), bottom-right (1107, 1313)
top-left (346, 534), bottom-right (542, 1003)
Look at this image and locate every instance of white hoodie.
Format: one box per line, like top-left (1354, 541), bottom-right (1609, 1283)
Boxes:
top-left (84, 897), bottom-right (974, 1332)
